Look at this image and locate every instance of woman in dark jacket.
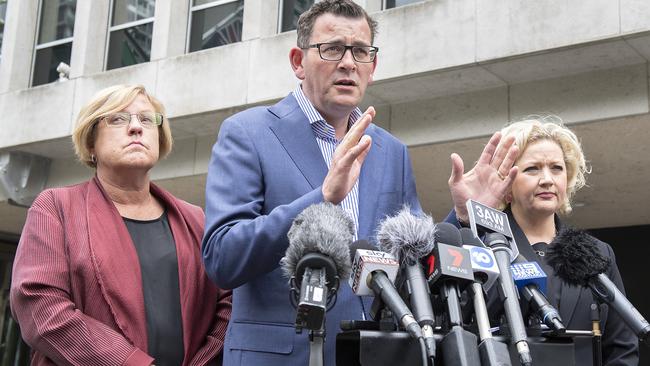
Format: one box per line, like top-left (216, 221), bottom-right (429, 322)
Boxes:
top-left (497, 118), bottom-right (638, 365)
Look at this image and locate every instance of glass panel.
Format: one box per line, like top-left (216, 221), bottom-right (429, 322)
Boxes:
top-left (106, 22), bottom-right (153, 70)
top-left (280, 0), bottom-right (314, 33)
top-left (0, 0), bottom-right (7, 54)
top-left (385, 0), bottom-right (421, 9)
top-left (193, 0), bottom-right (218, 6)
top-left (32, 41), bottom-right (72, 86)
top-left (112, 0), bottom-right (155, 26)
top-left (189, 0), bottom-right (244, 52)
top-left (37, 0), bottom-right (77, 44)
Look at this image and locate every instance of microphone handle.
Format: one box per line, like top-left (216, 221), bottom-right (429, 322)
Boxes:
top-left (590, 273), bottom-right (650, 340)
top-left (521, 284), bottom-right (566, 333)
top-left (368, 271), bottom-right (423, 340)
top-left (403, 263), bottom-right (437, 361)
top-left (404, 262), bottom-right (435, 326)
top-left (470, 282), bottom-right (493, 341)
top-left (440, 281), bottom-right (463, 327)
top-left (493, 249), bottom-right (528, 341)
top-left (493, 248), bottom-right (532, 365)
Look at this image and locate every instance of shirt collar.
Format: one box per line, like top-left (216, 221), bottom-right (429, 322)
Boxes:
top-left (292, 85), bottom-right (363, 141)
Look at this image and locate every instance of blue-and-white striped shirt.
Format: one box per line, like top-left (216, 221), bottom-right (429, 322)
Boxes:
top-left (292, 86), bottom-right (362, 239)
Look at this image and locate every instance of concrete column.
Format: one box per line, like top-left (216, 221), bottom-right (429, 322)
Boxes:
top-left (68, 0), bottom-right (110, 78)
top-left (150, 0), bottom-right (190, 60)
top-left (242, 0), bottom-right (280, 41)
top-left (0, 0), bottom-right (38, 93)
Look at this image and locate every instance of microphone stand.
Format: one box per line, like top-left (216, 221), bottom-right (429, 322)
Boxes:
top-left (290, 266), bottom-right (339, 366)
top-left (470, 283), bottom-right (512, 366)
top-left (591, 303), bottom-right (603, 366)
top-left (309, 327), bottom-right (325, 366)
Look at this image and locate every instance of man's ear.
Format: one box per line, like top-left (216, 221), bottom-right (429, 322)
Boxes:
top-left (368, 54), bottom-right (378, 85)
top-left (289, 47), bottom-right (306, 80)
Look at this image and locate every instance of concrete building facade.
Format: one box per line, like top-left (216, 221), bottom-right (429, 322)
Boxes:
top-left (1, 0), bottom-right (650, 360)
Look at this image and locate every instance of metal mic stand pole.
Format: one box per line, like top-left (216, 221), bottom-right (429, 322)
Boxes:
top-left (591, 303), bottom-right (602, 366)
top-left (309, 327), bottom-right (325, 366)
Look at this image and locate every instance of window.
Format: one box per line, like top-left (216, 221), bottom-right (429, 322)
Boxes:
top-left (384, 0), bottom-right (421, 9)
top-left (279, 0), bottom-right (314, 33)
top-left (188, 0), bottom-right (244, 53)
top-left (106, 0), bottom-right (155, 70)
top-left (32, 0), bottom-right (77, 86)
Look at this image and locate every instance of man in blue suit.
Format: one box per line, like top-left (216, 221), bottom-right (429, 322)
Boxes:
top-left (202, 1), bottom-right (417, 364)
top-left (202, 1), bottom-right (517, 365)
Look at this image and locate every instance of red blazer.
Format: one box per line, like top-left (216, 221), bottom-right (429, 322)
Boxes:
top-left (10, 177), bottom-right (231, 366)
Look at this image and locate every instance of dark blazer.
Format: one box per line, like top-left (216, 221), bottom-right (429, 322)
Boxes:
top-left (11, 177), bottom-right (232, 366)
top-left (506, 210), bottom-right (639, 366)
top-left (202, 94), bottom-right (421, 366)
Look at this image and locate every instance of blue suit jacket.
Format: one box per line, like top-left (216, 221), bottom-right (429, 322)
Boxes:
top-left (202, 94), bottom-right (421, 365)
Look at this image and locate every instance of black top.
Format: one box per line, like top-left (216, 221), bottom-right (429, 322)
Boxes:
top-left (504, 209), bottom-right (638, 366)
top-left (529, 240), bottom-right (562, 312)
top-left (124, 211), bottom-right (185, 366)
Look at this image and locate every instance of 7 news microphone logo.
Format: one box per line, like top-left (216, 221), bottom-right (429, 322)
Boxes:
top-left (436, 244), bottom-right (473, 280)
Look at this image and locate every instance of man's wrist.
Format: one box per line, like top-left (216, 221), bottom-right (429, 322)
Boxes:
top-left (454, 208), bottom-right (470, 227)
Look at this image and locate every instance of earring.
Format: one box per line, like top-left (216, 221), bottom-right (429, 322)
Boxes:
top-left (91, 154), bottom-right (97, 164)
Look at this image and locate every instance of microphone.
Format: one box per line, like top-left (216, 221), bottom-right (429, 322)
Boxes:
top-left (510, 255), bottom-right (565, 333)
top-left (377, 208), bottom-right (437, 363)
top-left (464, 199), bottom-right (532, 365)
top-left (460, 228), bottom-right (500, 292)
top-left (461, 228), bottom-right (512, 366)
top-left (429, 223), bottom-right (481, 366)
top-left (348, 240), bottom-right (423, 340)
top-left (428, 223), bottom-right (474, 326)
top-left (547, 227), bottom-right (650, 344)
top-left (484, 233), bottom-right (533, 366)
top-left (466, 199), bottom-right (520, 261)
top-left (281, 203), bottom-right (353, 332)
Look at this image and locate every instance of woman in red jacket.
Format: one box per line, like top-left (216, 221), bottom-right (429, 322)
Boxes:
top-left (10, 85), bottom-right (231, 366)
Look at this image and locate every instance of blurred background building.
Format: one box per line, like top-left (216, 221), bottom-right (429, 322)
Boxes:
top-left (0, 0), bottom-right (649, 363)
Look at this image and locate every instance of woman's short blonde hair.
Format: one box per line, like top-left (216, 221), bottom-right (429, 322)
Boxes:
top-left (71, 84), bottom-right (173, 168)
top-left (499, 115), bottom-right (589, 215)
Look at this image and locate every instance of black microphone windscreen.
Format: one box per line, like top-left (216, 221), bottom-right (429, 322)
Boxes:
top-left (546, 227), bottom-right (611, 287)
top-left (435, 222), bottom-right (462, 247)
top-left (282, 203), bottom-right (354, 280)
top-left (459, 227), bottom-right (484, 247)
top-left (376, 206), bottom-right (435, 262)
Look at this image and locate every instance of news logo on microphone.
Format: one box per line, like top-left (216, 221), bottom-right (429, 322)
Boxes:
top-left (349, 249), bottom-right (399, 296)
top-left (426, 244), bottom-right (474, 284)
top-left (467, 245), bottom-right (499, 290)
top-left (466, 199), bottom-right (519, 260)
top-left (511, 261), bottom-right (547, 294)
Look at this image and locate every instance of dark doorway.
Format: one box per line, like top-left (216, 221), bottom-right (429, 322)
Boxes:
top-left (588, 224), bottom-right (650, 365)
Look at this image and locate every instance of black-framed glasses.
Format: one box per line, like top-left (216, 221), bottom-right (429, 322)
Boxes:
top-left (103, 112), bottom-right (164, 128)
top-left (307, 43), bottom-right (378, 63)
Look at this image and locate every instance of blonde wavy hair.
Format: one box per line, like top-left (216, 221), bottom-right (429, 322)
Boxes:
top-left (499, 115), bottom-right (589, 215)
top-left (71, 84), bottom-right (173, 168)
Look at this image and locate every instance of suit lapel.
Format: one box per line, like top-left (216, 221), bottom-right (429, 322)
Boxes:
top-left (357, 125), bottom-right (385, 240)
top-left (85, 177), bottom-right (148, 350)
top-left (268, 96), bottom-right (328, 189)
top-left (268, 95), bottom-right (385, 239)
top-left (559, 283), bottom-right (584, 325)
